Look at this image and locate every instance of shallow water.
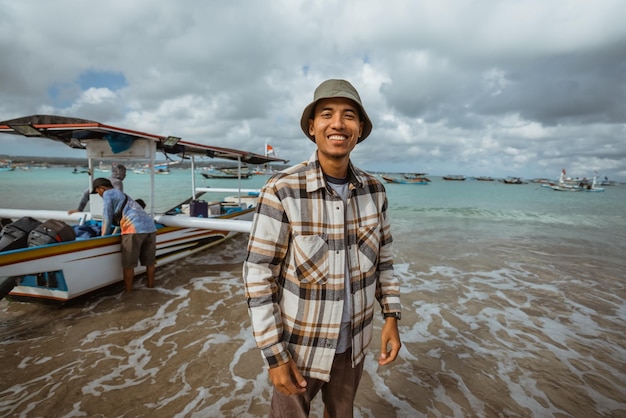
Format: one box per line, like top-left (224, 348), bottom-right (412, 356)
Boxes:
top-left (1, 169), bottom-right (625, 417)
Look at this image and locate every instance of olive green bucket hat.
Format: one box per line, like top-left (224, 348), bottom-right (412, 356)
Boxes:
top-left (300, 79), bottom-right (373, 143)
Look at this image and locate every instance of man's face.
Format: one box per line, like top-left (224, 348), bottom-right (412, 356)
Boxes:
top-left (308, 97), bottom-right (363, 161)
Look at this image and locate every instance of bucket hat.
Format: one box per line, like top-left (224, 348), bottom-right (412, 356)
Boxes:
top-left (300, 79), bottom-right (372, 143)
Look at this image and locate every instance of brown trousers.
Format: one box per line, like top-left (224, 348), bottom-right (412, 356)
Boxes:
top-left (269, 349), bottom-right (364, 418)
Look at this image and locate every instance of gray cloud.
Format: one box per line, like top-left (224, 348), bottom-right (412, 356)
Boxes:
top-left (1, 0), bottom-right (625, 181)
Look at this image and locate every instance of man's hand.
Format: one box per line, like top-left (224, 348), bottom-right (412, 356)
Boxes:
top-left (378, 317), bottom-right (401, 365)
top-left (268, 359), bottom-right (307, 395)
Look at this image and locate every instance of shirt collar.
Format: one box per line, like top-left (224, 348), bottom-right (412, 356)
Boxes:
top-left (305, 151), bottom-right (364, 193)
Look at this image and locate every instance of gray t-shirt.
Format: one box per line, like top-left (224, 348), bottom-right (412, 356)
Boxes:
top-left (326, 175), bottom-right (352, 354)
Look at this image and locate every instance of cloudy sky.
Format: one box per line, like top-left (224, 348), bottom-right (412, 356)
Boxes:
top-left (2, 0), bottom-right (625, 181)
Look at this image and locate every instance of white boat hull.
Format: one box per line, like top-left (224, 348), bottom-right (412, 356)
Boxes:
top-left (0, 210), bottom-right (254, 302)
top-left (544, 184), bottom-right (605, 192)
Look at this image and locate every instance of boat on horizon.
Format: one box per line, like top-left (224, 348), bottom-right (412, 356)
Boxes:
top-left (530, 178), bottom-right (551, 184)
top-left (200, 165), bottom-right (252, 179)
top-left (502, 177), bottom-right (526, 184)
top-left (381, 173), bottom-right (430, 185)
top-left (0, 115), bottom-right (286, 303)
top-left (94, 161), bottom-right (110, 173)
top-left (443, 174), bottom-right (466, 181)
top-left (0, 160), bottom-right (15, 172)
top-left (542, 169), bottom-right (605, 192)
top-left (133, 160), bottom-right (179, 175)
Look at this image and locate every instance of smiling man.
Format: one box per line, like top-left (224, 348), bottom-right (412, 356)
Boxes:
top-left (243, 79), bottom-right (402, 417)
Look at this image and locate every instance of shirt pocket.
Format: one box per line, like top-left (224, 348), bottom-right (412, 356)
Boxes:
top-left (292, 233), bottom-right (329, 284)
top-left (357, 224), bottom-right (381, 275)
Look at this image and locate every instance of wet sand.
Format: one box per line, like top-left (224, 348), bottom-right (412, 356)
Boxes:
top-left (1, 233), bottom-right (625, 417)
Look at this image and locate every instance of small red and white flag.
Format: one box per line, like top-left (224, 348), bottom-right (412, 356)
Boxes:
top-left (265, 144), bottom-right (276, 156)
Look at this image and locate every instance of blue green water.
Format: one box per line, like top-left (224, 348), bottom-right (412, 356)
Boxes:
top-left (1, 167), bottom-right (626, 416)
top-left (2, 166), bottom-right (626, 251)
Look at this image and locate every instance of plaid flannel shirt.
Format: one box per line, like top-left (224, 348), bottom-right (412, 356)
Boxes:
top-left (243, 151), bottom-right (401, 382)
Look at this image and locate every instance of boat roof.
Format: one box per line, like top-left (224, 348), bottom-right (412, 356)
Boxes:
top-left (0, 114), bottom-right (288, 165)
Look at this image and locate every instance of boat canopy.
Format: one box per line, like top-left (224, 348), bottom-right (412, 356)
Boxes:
top-left (0, 115), bottom-right (288, 165)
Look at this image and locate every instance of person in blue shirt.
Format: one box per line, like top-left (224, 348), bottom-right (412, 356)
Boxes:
top-left (91, 177), bottom-right (157, 292)
top-left (68, 164), bottom-right (127, 215)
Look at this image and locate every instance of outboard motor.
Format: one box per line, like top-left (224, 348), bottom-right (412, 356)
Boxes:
top-left (0, 217), bottom-right (42, 252)
top-left (27, 219), bottom-right (76, 247)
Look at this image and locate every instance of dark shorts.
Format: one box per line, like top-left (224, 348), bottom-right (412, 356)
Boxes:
top-left (270, 349), bottom-right (364, 418)
top-left (121, 232), bottom-right (156, 268)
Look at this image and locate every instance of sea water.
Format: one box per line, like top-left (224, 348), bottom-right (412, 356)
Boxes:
top-left (1, 168), bottom-right (625, 417)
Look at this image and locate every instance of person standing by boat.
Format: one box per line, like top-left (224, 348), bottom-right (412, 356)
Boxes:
top-left (91, 177), bottom-right (156, 293)
top-left (243, 79), bottom-right (402, 417)
top-left (68, 163), bottom-right (127, 215)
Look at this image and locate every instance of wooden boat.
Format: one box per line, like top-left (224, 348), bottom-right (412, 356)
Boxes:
top-left (443, 175), bottom-right (466, 181)
top-left (546, 179), bottom-right (605, 192)
top-left (542, 169), bottom-right (605, 192)
top-left (133, 161), bottom-right (178, 174)
top-left (200, 165), bottom-right (251, 179)
top-left (547, 183), bottom-right (605, 192)
top-left (502, 177), bottom-right (526, 184)
top-left (0, 115), bottom-right (286, 302)
top-left (381, 173), bottom-right (430, 185)
top-left (0, 160), bottom-right (15, 172)
top-left (94, 161), bottom-right (110, 173)
top-left (530, 178), bottom-right (551, 184)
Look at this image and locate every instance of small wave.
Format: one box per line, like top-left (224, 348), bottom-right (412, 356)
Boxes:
top-left (391, 205), bottom-right (614, 227)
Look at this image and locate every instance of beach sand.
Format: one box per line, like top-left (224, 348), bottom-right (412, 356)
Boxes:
top-left (1, 232), bottom-right (625, 417)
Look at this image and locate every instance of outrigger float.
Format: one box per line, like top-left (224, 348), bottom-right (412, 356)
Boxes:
top-left (0, 115), bottom-right (286, 302)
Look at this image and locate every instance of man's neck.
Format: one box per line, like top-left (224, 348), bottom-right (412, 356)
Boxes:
top-left (318, 153), bottom-right (350, 179)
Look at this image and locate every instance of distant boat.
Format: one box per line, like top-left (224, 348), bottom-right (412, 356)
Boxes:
top-left (531, 178), bottom-right (551, 184)
top-left (133, 161), bottom-right (178, 174)
top-left (476, 176), bottom-right (495, 181)
top-left (443, 175), bottom-right (466, 181)
top-left (543, 169), bottom-right (605, 192)
top-left (94, 161), bottom-right (110, 173)
top-left (0, 160), bottom-right (15, 172)
top-left (547, 182), bottom-right (605, 192)
top-left (599, 176), bottom-right (618, 186)
top-left (502, 177), bottom-right (526, 184)
top-left (381, 173), bottom-right (430, 184)
top-left (251, 166), bottom-right (277, 176)
top-left (200, 165), bottom-right (251, 179)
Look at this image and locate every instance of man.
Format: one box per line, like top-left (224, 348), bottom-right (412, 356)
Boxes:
top-left (69, 164), bottom-right (126, 215)
top-left (243, 79), bottom-right (402, 417)
top-left (91, 177), bottom-right (156, 293)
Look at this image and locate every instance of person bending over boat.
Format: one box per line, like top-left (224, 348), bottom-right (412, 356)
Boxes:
top-left (243, 79), bottom-right (402, 417)
top-left (68, 164), bottom-right (127, 215)
top-left (91, 177), bottom-right (156, 293)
